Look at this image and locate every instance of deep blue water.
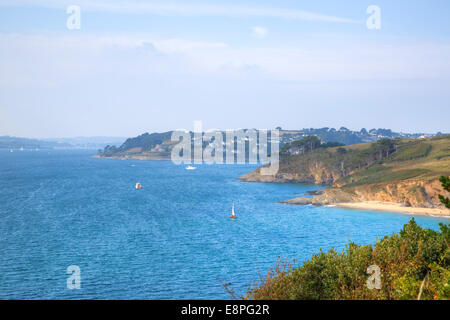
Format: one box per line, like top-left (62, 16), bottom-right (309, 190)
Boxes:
top-left (0, 149), bottom-right (448, 299)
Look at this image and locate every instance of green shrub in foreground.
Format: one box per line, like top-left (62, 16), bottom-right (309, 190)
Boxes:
top-left (246, 219), bottom-right (450, 300)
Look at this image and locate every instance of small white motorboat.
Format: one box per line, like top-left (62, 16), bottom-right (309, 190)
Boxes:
top-left (135, 182), bottom-right (143, 189)
top-left (185, 165), bottom-right (196, 170)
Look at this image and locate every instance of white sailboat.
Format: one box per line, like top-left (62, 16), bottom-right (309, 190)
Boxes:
top-left (230, 203), bottom-right (237, 219)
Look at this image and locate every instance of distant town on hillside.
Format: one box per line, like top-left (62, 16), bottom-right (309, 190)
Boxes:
top-left (96, 127), bottom-right (447, 160)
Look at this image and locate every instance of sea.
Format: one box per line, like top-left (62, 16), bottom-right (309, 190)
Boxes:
top-left (0, 149), bottom-right (448, 299)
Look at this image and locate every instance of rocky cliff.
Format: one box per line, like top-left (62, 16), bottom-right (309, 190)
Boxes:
top-left (283, 179), bottom-right (448, 209)
top-left (239, 161), bottom-right (345, 185)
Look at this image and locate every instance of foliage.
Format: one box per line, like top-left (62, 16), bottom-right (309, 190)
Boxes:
top-left (281, 136), bottom-right (344, 155)
top-left (118, 131), bottom-right (173, 152)
top-left (280, 136), bottom-right (322, 154)
top-left (279, 127), bottom-right (429, 147)
top-left (101, 145), bottom-right (118, 156)
top-left (98, 131), bottom-right (173, 155)
top-left (439, 176), bottom-right (450, 209)
top-left (440, 176), bottom-right (450, 191)
top-left (246, 219), bottom-right (450, 300)
top-left (322, 141), bottom-right (346, 148)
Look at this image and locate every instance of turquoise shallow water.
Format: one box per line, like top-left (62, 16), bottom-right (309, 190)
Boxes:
top-left (0, 149), bottom-right (448, 299)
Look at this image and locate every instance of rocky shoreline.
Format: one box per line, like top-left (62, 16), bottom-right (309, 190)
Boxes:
top-left (277, 179), bottom-right (450, 217)
top-left (238, 165), bottom-right (343, 185)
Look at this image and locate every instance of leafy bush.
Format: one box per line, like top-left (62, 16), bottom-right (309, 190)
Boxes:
top-left (246, 219), bottom-right (450, 300)
top-left (439, 176), bottom-right (450, 209)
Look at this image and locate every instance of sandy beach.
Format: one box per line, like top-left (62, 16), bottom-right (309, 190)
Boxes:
top-left (336, 201), bottom-right (450, 217)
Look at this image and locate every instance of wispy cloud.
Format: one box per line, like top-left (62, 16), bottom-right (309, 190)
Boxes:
top-left (2, 33), bottom-right (450, 86)
top-left (251, 27), bottom-right (268, 39)
top-left (1, 32), bottom-right (450, 137)
top-left (0, 0), bottom-right (361, 23)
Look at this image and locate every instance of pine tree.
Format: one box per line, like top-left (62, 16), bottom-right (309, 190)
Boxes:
top-left (438, 176), bottom-right (450, 209)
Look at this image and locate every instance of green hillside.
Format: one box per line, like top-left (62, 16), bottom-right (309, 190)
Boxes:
top-left (335, 135), bottom-right (450, 187)
top-left (259, 135), bottom-right (450, 186)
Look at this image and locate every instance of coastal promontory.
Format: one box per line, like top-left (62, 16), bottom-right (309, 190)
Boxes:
top-left (240, 135), bottom-right (450, 216)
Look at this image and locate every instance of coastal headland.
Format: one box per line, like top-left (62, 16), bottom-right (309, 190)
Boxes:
top-left (241, 134), bottom-right (450, 216)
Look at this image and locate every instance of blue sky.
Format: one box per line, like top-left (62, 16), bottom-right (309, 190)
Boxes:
top-left (0, 0), bottom-right (449, 138)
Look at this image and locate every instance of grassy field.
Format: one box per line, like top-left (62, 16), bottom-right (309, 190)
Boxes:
top-left (276, 135), bottom-right (450, 188)
top-left (336, 135), bottom-right (450, 187)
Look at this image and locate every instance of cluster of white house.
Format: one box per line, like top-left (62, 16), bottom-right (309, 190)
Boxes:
top-left (170, 129), bottom-right (280, 175)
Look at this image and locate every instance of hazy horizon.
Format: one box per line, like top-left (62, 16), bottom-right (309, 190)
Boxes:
top-left (1, 1), bottom-right (449, 138)
top-left (2, 126), bottom-right (447, 141)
